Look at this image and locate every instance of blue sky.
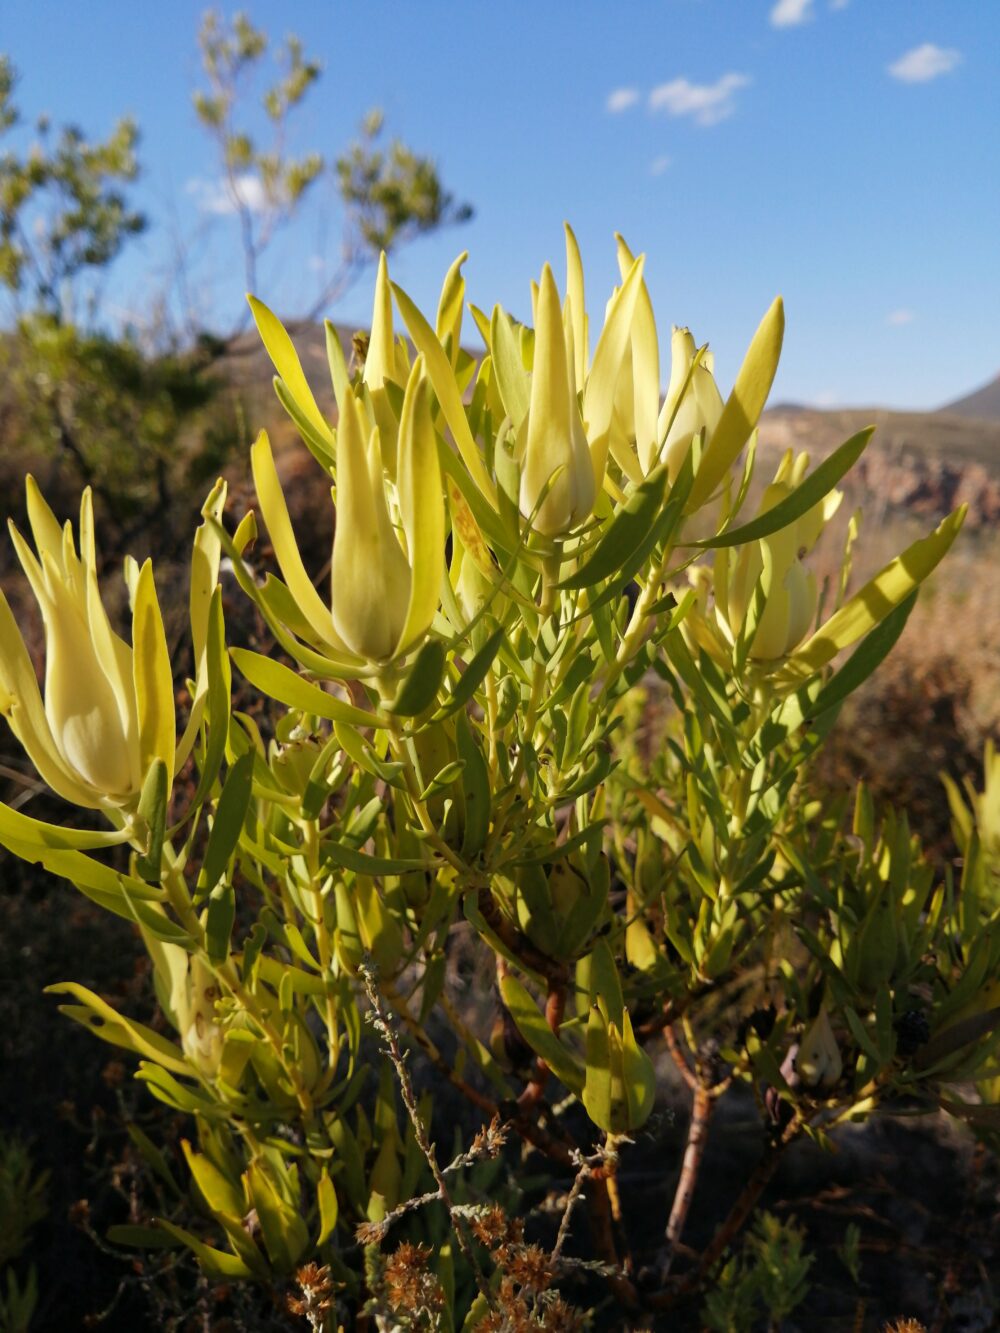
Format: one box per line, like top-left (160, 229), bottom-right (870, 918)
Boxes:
top-left (2, 0), bottom-right (998, 409)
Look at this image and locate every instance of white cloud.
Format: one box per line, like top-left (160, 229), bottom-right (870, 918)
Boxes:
top-left (648, 73), bottom-right (751, 127)
top-left (888, 43), bottom-right (961, 84)
top-left (186, 172), bottom-right (269, 216)
top-left (649, 155), bottom-right (672, 176)
top-left (886, 308), bottom-right (916, 327)
top-left (770, 0), bottom-right (815, 28)
top-left (814, 390), bottom-right (839, 408)
top-left (830, 0), bottom-right (850, 9)
top-left (606, 87), bottom-right (640, 114)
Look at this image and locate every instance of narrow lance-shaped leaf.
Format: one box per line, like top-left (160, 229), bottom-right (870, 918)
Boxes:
top-left (247, 294), bottom-right (334, 446)
top-left (564, 222), bottom-right (588, 384)
top-left (499, 975), bottom-right (585, 1093)
top-left (559, 465), bottom-right (668, 590)
top-left (436, 250), bottom-right (468, 353)
top-left (197, 750), bottom-right (254, 900)
top-left (133, 560), bottom-right (175, 784)
top-left (250, 430), bottom-right (356, 658)
top-left (230, 648), bottom-right (383, 728)
top-left (395, 361), bottom-right (446, 657)
top-left (385, 639), bottom-right (446, 717)
top-left (392, 280), bottom-right (497, 503)
top-left (490, 306), bottom-right (530, 430)
top-left (695, 427), bottom-right (873, 549)
top-left (782, 506), bottom-right (966, 680)
top-left (583, 253), bottom-right (646, 483)
top-left (135, 758), bottom-right (168, 881)
top-left (364, 252), bottom-right (397, 389)
top-left (615, 234), bottom-right (660, 472)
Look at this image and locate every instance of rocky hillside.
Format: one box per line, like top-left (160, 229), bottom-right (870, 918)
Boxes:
top-left (758, 407), bottom-right (1000, 530)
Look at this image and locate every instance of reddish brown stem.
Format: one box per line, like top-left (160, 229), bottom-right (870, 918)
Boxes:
top-left (664, 1023), bottom-right (699, 1092)
top-left (651, 1116), bottom-right (802, 1309)
top-left (517, 978), bottom-right (567, 1110)
top-left (662, 1083), bottom-right (714, 1275)
top-left (585, 1172), bottom-right (640, 1310)
top-left (478, 887), bottom-right (568, 985)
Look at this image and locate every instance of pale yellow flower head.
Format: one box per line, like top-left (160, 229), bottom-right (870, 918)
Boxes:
top-left (0, 478), bottom-right (174, 809)
top-left (518, 263), bottom-right (596, 537)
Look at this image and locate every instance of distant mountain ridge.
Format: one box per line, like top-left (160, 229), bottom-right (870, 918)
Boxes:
top-left (938, 372), bottom-right (1000, 421)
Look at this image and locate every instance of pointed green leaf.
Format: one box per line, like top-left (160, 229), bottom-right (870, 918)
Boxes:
top-left (155, 1219), bottom-right (257, 1279)
top-left (135, 758), bottom-right (168, 881)
top-left (395, 363), bottom-right (446, 657)
top-left (559, 466), bottom-right (668, 589)
top-left (385, 639), bottom-right (447, 716)
top-left (696, 427), bottom-right (872, 549)
top-left (783, 506), bottom-right (966, 679)
top-left (230, 649), bottom-right (382, 728)
top-left (316, 1171), bottom-right (339, 1246)
top-left (197, 751), bottom-right (254, 899)
top-left (435, 625), bottom-right (505, 719)
top-left (46, 982), bottom-right (191, 1074)
top-left (133, 560), bottom-right (175, 782)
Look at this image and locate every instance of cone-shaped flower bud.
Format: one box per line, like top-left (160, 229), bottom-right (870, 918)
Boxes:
top-left (330, 360), bottom-right (445, 662)
top-left (519, 263), bottom-right (596, 537)
top-left (177, 956), bottom-right (224, 1077)
top-left (658, 328), bottom-right (725, 481)
top-left (725, 455), bottom-right (841, 661)
top-left (0, 478), bottom-right (174, 809)
top-left (795, 1006), bottom-right (842, 1090)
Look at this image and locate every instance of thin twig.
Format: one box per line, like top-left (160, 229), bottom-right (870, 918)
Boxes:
top-left (551, 1155), bottom-right (593, 1266)
top-left (359, 957), bottom-right (498, 1313)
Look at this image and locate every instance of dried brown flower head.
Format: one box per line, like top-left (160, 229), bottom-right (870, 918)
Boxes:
top-left (356, 1218), bottom-right (390, 1246)
top-left (383, 1241), bottom-right (445, 1317)
top-left (470, 1115), bottom-right (508, 1160)
top-left (286, 1262), bottom-right (337, 1321)
top-left (502, 1242), bottom-right (553, 1296)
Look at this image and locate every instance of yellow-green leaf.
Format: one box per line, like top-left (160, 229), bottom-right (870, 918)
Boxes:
top-left (132, 560), bottom-right (175, 782)
top-left (250, 431), bottom-right (353, 657)
top-left (46, 982), bottom-right (191, 1074)
top-left (564, 222), bottom-right (588, 385)
top-left (395, 362), bottom-right (446, 657)
top-left (582, 253), bottom-right (645, 478)
top-left (436, 250), bottom-right (468, 353)
top-left (391, 280), bottom-right (496, 503)
top-left (155, 1219), bottom-right (258, 1279)
top-left (230, 649), bottom-right (383, 728)
top-left (783, 505), bottom-right (966, 679)
top-left (247, 295), bottom-right (334, 446)
top-left (316, 1170), bottom-right (338, 1246)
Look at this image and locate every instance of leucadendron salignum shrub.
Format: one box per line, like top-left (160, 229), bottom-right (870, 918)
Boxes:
top-left (1, 228), bottom-right (994, 1327)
